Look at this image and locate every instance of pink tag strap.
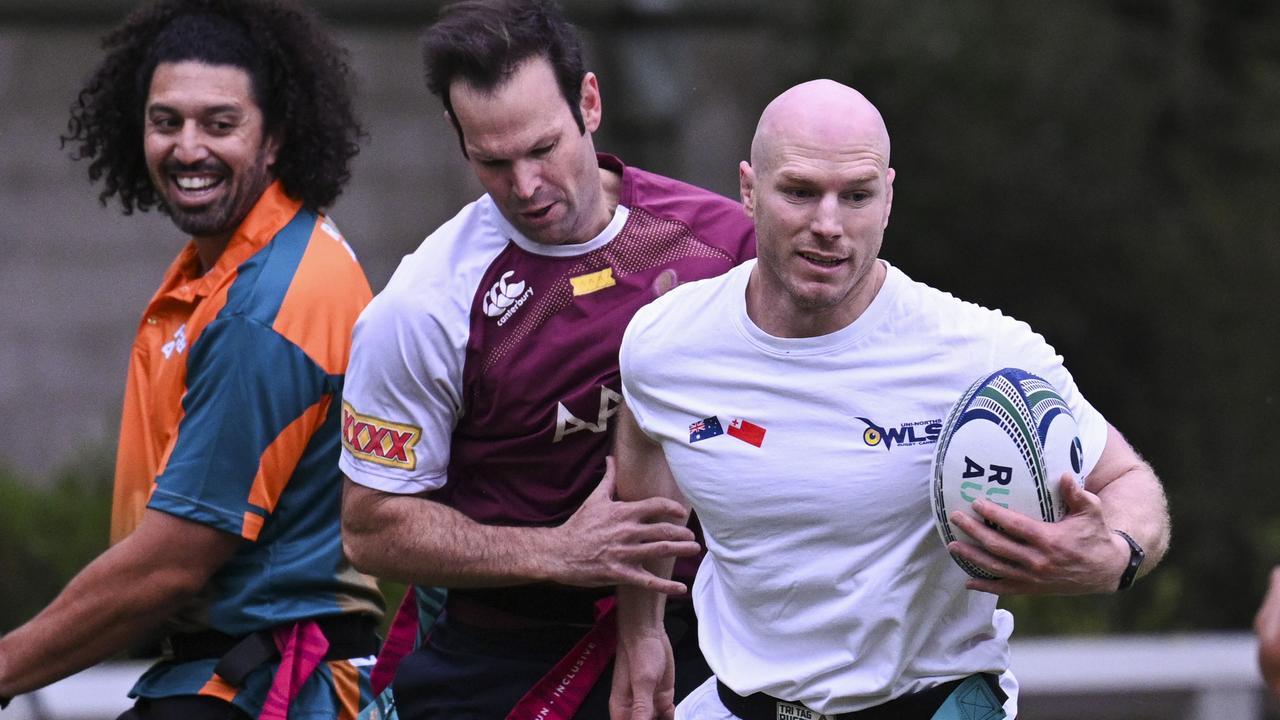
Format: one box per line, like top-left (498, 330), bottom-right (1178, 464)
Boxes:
top-left (505, 597), bottom-right (618, 720)
top-left (371, 589), bottom-right (424, 694)
top-left (258, 620), bottom-right (330, 720)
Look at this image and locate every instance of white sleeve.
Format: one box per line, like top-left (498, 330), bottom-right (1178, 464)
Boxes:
top-left (990, 314), bottom-right (1109, 477)
top-left (619, 302), bottom-right (659, 442)
top-left (339, 286), bottom-right (465, 494)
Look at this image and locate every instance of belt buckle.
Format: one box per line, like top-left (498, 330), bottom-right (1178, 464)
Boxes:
top-left (773, 699), bottom-right (831, 720)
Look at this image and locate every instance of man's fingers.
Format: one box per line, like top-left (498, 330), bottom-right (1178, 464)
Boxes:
top-left (591, 462), bottom-right (618, 500)
top-left (1059, 474), bottom-right (1100, 516)
top-left (947, 540), bottom-right (1025, 582)
top-left (630, 698), bottom-right (656, 720)
top-left (950, 508), bottom-right (1036, 564)
top-left (631, 539), bottom-right (702, 560)
top-left (628, 521), bottom-right (697, 544)
top-left (962, 501), bottom-right (1039, 542)
top-left (621, 571), bottom-right (688, 596)
top-left (622, 496), bottom-right (691, 524)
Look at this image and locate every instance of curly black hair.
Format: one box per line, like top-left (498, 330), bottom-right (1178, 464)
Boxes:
top-left (63, 0), bottom-right (362, 213)
top-left (423, 0), bottom-right (587, 157)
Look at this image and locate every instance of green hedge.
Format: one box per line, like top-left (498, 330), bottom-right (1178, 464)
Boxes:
top-left (0, 453), bottom-right (113, 629)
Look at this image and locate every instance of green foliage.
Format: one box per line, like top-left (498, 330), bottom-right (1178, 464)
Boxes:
top-left (376, 579), bottom-right (410, 638)
top-left (0, 451), bottom-right (113, 630)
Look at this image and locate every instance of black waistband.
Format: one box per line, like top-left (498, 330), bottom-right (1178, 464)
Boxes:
top-left (166, 614), bottom-right (380, 685)
top-left (448, 586), bottom-right (609, 625)
top-left (716, 674), bottom-right (1004, 720)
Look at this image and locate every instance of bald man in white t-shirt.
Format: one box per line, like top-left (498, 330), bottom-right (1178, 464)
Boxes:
top-left (610, 80), bottom-right (1171, 720)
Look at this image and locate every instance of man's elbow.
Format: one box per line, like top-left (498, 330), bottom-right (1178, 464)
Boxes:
top-left (341, 521), bottom-right (379, 575)
top-left (145, 564), bottom-right (214, 611)
top-left (341, 479), bottom-right (384, 574)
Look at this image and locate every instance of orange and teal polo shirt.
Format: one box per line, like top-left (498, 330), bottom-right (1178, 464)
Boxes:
top-left (111, 181), bottom-right (382, 715)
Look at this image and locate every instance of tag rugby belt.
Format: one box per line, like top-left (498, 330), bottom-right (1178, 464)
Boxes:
top-left (165, 613), bottom-right (380, 686)
top-left (716, 673), bottom-right (1006, 720)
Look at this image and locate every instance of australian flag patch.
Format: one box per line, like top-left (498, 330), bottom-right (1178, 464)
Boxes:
top-left (689, 416), bottom-right (724, 443)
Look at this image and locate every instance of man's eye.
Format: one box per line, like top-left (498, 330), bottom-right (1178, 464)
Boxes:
top-left (531, 143), bottom-right (555, 157)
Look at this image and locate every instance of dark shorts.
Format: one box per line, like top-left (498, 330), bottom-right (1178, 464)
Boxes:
top-left (391, 603), bottom-right (708, 720)
top-left (116, 695), bottom-right (252, 720)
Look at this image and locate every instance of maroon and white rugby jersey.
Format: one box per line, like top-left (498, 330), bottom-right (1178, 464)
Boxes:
top-left (340, 155), bottom-right (754, 533)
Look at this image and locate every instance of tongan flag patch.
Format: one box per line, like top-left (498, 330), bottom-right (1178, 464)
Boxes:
top-left (727, 418), bottom-right (767, 447)
top-left (689, 416), bottom-right (724, 443)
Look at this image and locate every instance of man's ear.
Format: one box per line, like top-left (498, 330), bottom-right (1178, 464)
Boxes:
top-left (882, 167), bottom-right (895, 229)
top-left (263, 128), bottom-right (284, 168)
top-left (739, 160), bottom-right (756, 219)
top-left (579, 72), bottom-right (602, 134)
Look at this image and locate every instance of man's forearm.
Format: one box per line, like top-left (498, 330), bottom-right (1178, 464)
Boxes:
top-left (0, 539), bottom-right (203, 696)
top-left (1092, 438), bottom-right (1170, 579)
top-left (342, 468), bottom-right (699, 593)
top-left (342, 483), bottom-right (562, 588)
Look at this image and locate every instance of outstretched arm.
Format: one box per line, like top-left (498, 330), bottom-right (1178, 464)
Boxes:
top-left (342, 460), bottom-right (700, 593)
top-left (948, 423), bottom-right (1170, 595)
top-left (609, 404), bottom-right (688, 720)
top-left (0, 509), bottom-right (239, 698)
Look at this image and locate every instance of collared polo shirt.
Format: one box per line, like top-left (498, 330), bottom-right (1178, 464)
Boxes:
top-left (111, 181), bottom-right (382, 713)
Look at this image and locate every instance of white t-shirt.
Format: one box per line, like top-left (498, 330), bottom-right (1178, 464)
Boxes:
top-left (620, 259), bottom-right (1108, 715)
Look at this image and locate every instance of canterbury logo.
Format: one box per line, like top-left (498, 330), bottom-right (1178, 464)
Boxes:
top-left (342, 402), bottom-right (421, 470)
top-left (482, 270), bottom-right (534, 326)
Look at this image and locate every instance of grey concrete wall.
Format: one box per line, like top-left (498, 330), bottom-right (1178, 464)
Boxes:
top-left (0, 21), bottom-right (775, 483)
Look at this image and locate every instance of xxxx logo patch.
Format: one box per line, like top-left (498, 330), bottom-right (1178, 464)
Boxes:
top-left (342, 402), bottom-right (421, 470)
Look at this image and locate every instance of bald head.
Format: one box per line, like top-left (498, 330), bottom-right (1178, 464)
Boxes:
top-left (750, 80), bottom-right (890, 174)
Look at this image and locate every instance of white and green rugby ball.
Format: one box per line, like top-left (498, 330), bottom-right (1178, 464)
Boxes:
top-left (930, 368), bottom-right (1084, 579)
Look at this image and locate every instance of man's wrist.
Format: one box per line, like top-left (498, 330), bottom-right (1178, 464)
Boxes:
top-left (1112, 529), bottom-right (1146, 591)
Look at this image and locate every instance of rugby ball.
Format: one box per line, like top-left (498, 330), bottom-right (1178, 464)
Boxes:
top-left (930, 368), bottom-right (1085, 579)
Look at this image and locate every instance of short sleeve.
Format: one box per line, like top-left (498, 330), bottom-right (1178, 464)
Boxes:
top-left (619, 299), bottom-right (661, 444)
top-left (338, 289), bottom-right (464, 494)
top-left (148, 316), bottom-right (330, 537)
top-left (990, 316), bottom-right (1109, 477)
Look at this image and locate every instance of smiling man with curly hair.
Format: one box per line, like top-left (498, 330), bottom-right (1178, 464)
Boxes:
top-left (0, 2), bottom-right (383, 718)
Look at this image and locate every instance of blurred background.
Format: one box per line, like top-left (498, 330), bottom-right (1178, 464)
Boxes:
top-left (1, 0), bottom-right (1278, 717)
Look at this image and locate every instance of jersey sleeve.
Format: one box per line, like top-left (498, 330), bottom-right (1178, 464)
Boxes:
top-left (990, 315), bottom-right (1109, 477)
top-left (339, 289), bottom-right (463, 494)
top-left (619, 297), bottom-right (663, 443)
top-left (148, 315), bottom-right (330, 538)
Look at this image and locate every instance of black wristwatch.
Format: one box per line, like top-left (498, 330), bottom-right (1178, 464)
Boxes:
top-left (1113, 529), bottom-right (1145, 591)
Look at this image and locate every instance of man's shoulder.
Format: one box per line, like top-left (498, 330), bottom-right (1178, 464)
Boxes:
top-left (621, 165), bottom-right (753, 243)
top-left (355, 196), bottom-right (510, 339)
top-left (215, 208), bottom-right (369, 328)
top-left (623, 165), bottom-right (740, 212)
top-left (629, 260), bottom-right (749, 338)
top-left (379, 196), bottom-right (507, 300)
top-left (884, 264), bottom-right (1041, 352)
top-left (893, 265), bottom-right (1024, 326)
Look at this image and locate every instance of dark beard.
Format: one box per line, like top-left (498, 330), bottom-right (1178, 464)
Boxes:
top-left (160, 156), bottom-right (274, 239)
